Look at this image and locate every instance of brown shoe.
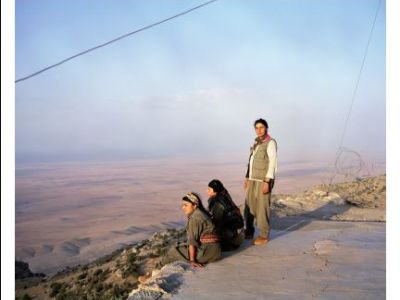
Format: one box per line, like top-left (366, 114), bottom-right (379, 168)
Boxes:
top-left (253, 236), bottom-right (269, 245)
top-left (138, 272), bottom-right (152, 284)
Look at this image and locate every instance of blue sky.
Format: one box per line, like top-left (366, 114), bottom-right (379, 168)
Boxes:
top-left (15, 0), bottom-right (386, 162)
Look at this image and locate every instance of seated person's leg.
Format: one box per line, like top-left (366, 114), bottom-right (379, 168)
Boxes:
top-left (159, 243), bottom-right (190, 267)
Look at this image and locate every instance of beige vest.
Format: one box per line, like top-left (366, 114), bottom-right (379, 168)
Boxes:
top-left (250, 139), bottom-right (276, 180)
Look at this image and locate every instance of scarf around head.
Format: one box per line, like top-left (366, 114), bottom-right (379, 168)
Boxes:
top-left (183, 193), bottom-right (200, 206)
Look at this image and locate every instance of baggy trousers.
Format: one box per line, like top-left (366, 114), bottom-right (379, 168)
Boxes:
top-left (160, 242), bottom-right (221, 266)
top-left (245, 179), bottom-right (274, 239)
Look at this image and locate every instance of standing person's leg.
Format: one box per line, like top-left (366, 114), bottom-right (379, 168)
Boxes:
top-left (255, 182), bottom-right (268, 238)
top-left (263, 191), bottom-right (272, 239)
top-left (253, 181), bottom-right (272, 244)
top-left (245, 181), bottom-right (257, 238)
top-left (264, 179), bottom-right (275, 239)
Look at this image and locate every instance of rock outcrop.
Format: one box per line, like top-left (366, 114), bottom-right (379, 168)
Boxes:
top-left (271, 175), bottom-right (386, 222)
top-left (127, 261), bottom-right (192, 300)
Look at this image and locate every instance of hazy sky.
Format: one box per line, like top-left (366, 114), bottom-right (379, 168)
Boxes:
top-left (15, 0), bottom-right (386, 163)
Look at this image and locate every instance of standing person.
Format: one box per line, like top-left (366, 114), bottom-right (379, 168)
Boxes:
top-left (243, 118), bottom-right (277, 245)
top-left (207, 179), bottom-right (245, 251)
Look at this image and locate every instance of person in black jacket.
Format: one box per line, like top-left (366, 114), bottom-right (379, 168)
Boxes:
top-left (207, 179), bottom-right (245, 251)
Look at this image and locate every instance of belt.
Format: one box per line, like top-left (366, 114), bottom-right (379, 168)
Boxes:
top-left (200, 232), bottom-right (220, 244)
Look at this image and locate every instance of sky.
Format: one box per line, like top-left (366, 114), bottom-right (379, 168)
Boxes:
top-left (15, 0), bottom-right (386, 163)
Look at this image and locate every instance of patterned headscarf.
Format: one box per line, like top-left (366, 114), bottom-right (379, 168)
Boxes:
top-left (182, 192), bottom-right (200, 206)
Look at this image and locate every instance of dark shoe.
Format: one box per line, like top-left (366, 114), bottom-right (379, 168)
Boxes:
top-left (245, 233), bottom-right (254, 240)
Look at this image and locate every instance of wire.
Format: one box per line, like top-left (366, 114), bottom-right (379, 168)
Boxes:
top-left (15, 0), bottom-right (219, 84)
top-left (325, 0), bottom-right (382, 188)
top-left (337, 0), bottom-right (382, 149)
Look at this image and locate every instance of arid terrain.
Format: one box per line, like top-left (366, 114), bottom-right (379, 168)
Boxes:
top-left (15, 173), bottom-right (385, 300)
top-left (16, 153), bottom-right (385, 276)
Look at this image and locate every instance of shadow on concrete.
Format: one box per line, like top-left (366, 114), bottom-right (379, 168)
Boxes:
top-left (270, 201), bottom-right (352, 240)
top-left (219, 201), bottom-right (352, 260)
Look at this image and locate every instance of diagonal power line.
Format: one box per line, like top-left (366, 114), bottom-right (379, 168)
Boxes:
top-left (15, 0), bottom-right (218, 84)
top-left (337, 0), bottom-right (382, 149)
top-left (326, 0), bottom-right (382, 188)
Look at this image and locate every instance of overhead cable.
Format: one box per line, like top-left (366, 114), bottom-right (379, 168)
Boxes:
top-left (15, 0), bottom-right (218, 83)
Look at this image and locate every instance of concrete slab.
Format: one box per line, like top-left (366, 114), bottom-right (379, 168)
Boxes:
top-left (172, 220), bottom-right (385, 300)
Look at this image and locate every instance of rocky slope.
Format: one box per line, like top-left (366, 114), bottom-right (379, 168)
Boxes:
top-left (15, 229), bottom-right (186, 300)
top-left (271, 174), bottom-right (385, 222)
top-left (15, 175), bottom-right (385, 300)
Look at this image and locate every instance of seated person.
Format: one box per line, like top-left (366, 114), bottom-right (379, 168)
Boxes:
top-left (159, 192), bottom-right (221, 268)
top-left (207, 179), bottom-right (245, 251)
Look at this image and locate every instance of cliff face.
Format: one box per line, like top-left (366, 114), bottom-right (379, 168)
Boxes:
top-left (15, 261), bottom-right (45, 279)
top-left (15, 175), bottom-right (386, 300)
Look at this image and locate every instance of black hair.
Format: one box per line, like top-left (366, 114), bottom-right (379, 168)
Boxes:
top-left (254, 118), bottom-right (269, 128)
top-left (207, 179), bottom-right (234, 212)
top-left (208, 179), bottom-right (225, 194)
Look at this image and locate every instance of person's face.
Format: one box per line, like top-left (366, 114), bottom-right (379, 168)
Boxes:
top-left (207, 187), bottom-right (217, 198)
top-left (181, 201), bottom-right (196, 216)
top-left (254, 123), bottom-right (267, 138)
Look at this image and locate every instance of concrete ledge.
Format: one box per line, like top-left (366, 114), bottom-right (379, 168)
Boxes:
top-left (172, 220), bottom-right (385, 300)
